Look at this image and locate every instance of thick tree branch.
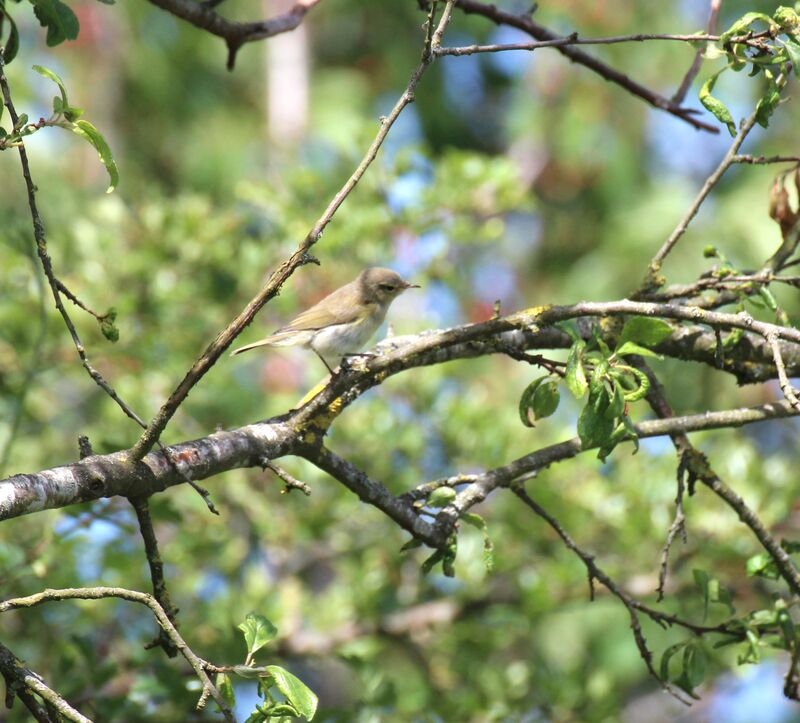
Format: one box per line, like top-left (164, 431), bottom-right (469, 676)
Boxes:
top-left (3, 299), bottom-right (800, 527)
top-left (145, 0), bottom-right (322, 69)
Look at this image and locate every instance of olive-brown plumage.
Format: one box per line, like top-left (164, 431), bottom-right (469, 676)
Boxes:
top-left (231, 267), bottom-right (419, 371)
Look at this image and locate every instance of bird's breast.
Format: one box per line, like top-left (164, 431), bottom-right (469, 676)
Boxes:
top-left (310, 307), bottom-right (385, 357)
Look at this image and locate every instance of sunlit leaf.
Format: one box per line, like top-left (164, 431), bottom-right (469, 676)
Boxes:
top-left (71, 119), bottom-right (119, 192)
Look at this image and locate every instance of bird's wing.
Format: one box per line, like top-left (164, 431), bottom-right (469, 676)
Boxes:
top-left (278, 280), bottom-right (366, 332)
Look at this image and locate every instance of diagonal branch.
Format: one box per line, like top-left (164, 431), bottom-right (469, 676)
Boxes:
top-left (300, 445), bottom-right (442, 547)
top-left (453, 0), bottom-right (718, 133)
top-left (671, 0), bottom-right (722, 105)
top-left (0, 640), bottom-right (91, 723)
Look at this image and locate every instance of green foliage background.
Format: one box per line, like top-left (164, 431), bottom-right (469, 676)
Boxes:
top-left (2, 0), bottom-right (800, 720)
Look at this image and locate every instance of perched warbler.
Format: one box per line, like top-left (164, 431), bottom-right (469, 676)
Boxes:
top-left (231, 267), bottom-right (419, 372)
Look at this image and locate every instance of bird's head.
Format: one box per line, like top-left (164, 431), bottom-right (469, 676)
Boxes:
top-left (360, 267), bottom-right (420, 306)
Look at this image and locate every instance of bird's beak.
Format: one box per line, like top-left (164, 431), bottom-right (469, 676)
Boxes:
top-left (404, 282), bottom-right (421, 289)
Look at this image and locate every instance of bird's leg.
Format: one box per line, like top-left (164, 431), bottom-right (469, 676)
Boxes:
top-left (312, 348), bottom-right (336, 375)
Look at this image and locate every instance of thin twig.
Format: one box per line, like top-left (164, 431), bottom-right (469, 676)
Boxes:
top-left (263, 459), bottom-right (312, 495)
top-left (645, 71), bottom-right (789, 276)
top-left (656, 441), bottom-right (688, 601)
top-left (766, 329), bottom-right (800, 411)
top-left (732, 154), bottom-right (800, 165)
top-left (0, 56), bottom-right (150, 432)
top-left (454, 0), bottom-right (719, 133)
top-left (0, 640), bottom-right (91, 722)
top-left (130, 496), bottom-right (180, 657)
top-left (0, 587), bottom-right (235, 722)
top-left (672, 0), bottom-right (722, 105)
top-left (511, 485), bottom-right (693, 705)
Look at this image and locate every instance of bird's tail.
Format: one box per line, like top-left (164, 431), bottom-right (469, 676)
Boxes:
top-left (230, 330), bottom-right (305, 356)
top-left (230, 338), bottom-right (275, 356)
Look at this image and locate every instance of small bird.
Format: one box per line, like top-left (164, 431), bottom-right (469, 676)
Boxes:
top-left (231, 267), bottom-right (420, 373)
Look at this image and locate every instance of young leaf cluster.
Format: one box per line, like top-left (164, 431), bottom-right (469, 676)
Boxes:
top-left (0, 64), bottom-right (119, 192)
top-left (518, 317), bottom-right (672, 461)
top-left (218, 612), bottom-right (319, 722)
top-left (699, 6), bottom-right (800, 135)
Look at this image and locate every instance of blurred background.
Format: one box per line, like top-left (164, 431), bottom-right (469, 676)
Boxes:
top-left (2, 0), bottom-right (800, 720)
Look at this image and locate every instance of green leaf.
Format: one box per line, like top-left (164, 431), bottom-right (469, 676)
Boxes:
top-left (619, 316), bottom-right (673, 347)
top-left (31, 0), bottom-right (79, 46)
top-left (426, 486), bottom-right (456, 508)
top-left (238, 613), bottom-right (278, 657)
top-left (683, 642), bottom-right (707, 689)
top-left (265, 666), bottom-right (318, 720)
top-left (577, 385), bottom-right (615, 450)
top-left (32, 63), bottom-right (69, 108)
top-left (774, 6), bottom-right (800, 30)
top-left (518, 375), bottom-right (559, 427)
top-left (63, 105), bottom-right (83, 122)
top-left (699, 69), bottom-right (737, 136)
top-left (565, 341), bottom-right (588, 398)
top-left (660, 640), bottom-right (689, 680)
top-left (719, 12), bottom-right (774, 46)
top-left (723, 326), bottom-right (744, 349)
top-left (399, 538), bottom-right (423, 553)
top-left (614, 341), bottom-right (663, 359)
top-left (231, 664), bottom-right (271, 680)
top-left (532, 377), bottom-right (559, 421)
top-left (757, 286), bottom-right (778, 311)
top-left (243, 709), bottom-right (268, 723)
top-left (555, 320), bottom-right (581, 342)
top-left (71, 119), bottom-right (119, 192)
top-left (783, 39), bottom-right (800, 74)
top-left (13, 112), bottom-right (27, 131)
top-left (421, 549), bottom-right (444, 575)
top-left (754, 74), bottom-right (781, 128)
top-left (461, 512), bottom-right (495, 572)
top-left (100, 318), bottom-right (119, 342)
top-left (604, 382), bottom-right (625, 420)
top-left (216, 673), bottom-right (236, 709)
top-left (2, 10), bottom-right (19, 64)
top-left (746, 552), bottom-right (780, 579)
top-left (613, 366), bottom-right (650, 402)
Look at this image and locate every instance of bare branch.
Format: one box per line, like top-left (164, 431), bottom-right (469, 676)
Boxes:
top-left (453, 0), bottom-right (719, 133)
top-left (511, 486), bottom-right (692, 704)
top-left (672, 0), bottom-right (722, 105)
top-left (263, 460), bottom-right (312, 495)
top-left (733, 154), bottom-right (800, 166)
top-left (0, 587), bottom-right (235, 722)
top-left (0, 640), bottom-right (91, 723)
top-left (130, 496), bottom-right (180, 657)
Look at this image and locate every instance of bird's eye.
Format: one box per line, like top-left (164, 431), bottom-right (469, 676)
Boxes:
top-left (379, 283), bottom-right (396, 291)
